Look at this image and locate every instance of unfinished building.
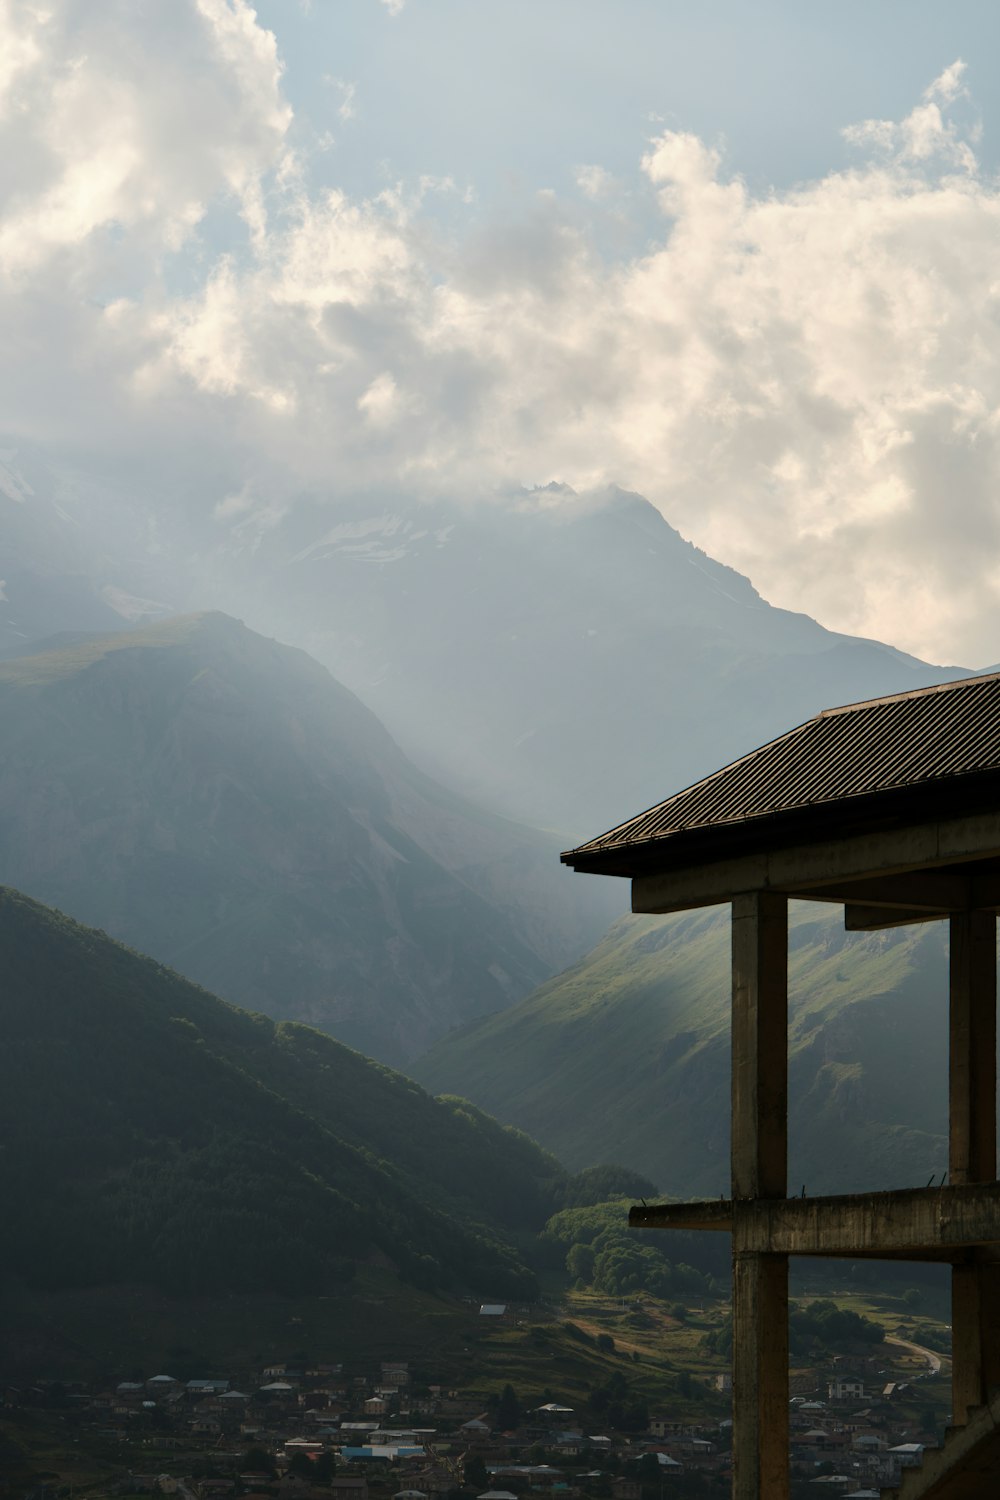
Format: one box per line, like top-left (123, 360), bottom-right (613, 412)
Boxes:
top-left (562, 673), bottom-right (1000, 1499)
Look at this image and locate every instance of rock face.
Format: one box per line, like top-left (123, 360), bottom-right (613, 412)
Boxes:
top-left (412, 902), bottom-right (951, 1197)
top-left (0, 612), bottom-right (613, 1062)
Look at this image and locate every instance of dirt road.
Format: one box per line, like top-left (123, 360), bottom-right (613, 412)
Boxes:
top-left (886, 1333), bottom-right (945, 1375)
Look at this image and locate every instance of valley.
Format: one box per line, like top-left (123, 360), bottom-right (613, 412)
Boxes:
top-left (0, 473), bottom-right (982, 1498)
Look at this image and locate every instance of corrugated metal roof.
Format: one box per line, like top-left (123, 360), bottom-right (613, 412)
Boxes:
top-left (564, 669), bottom-right (1000, 864)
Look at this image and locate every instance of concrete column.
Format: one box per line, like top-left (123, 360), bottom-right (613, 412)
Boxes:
top-left (732, 891), bottom-right (788, 1200)
top-left (949, 909), bottom-right (996, 1186)
top-left (732, 1252), bottom-right (789, 1500)
top-left (949, 909), bottom-right (998, 1426)
top-left (731, 891), bottom-right (789, 1500)
top-left (952, 1256), bottom-right (1000, 1426)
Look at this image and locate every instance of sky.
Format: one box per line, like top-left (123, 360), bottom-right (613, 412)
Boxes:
top-left (5, 0), bottom-right (1000, 664)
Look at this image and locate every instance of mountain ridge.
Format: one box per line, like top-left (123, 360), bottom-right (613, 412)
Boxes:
top-left (0, 611), bottom-right (617, 1062)
top-left (209, 484), bottom-right (966, 832)
top-left (0, 883), bottom-right (655, 1309)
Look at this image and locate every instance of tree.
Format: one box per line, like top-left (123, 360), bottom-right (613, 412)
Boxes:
top-left (496, 1382), bottom-right (520, 1431)
top-left (566, 1243), bottom-right (595, 1283)
top-left (465, 1455), bottom-right (489, 1488)
top-left (241, 1446), bottom-right (276, 1475)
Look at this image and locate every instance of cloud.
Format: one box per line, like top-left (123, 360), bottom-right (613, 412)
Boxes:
top-left (3, 15), bottom-right (1000, 665)
top-left (0, 0), bottom-right (290, 273)
top-left (842, 61), bottom-right (977, 171)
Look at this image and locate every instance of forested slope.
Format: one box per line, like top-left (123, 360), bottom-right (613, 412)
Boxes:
top-left (0, 888), bottom-right (638, 1303)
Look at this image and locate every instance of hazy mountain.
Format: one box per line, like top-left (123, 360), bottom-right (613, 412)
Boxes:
top-left (0, 885), bottom-right (572, 1302)
top-left (0, 448), bottom-right (171, 655)
top-left (0, 613), bottom-right (616, 1062)
top-left (211, 485), bottom-right (965, 833)
top-left (1, 457), bottom-right (964, 841)
top-left (412, 902), bottom-right (951, 1198)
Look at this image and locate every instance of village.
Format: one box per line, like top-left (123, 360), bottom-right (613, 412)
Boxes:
top-left (3, 1318), bottom-right (952, 1500)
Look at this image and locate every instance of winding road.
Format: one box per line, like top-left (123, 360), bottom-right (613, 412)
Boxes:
top-left (886, 1333), bottom-right (945, 1375)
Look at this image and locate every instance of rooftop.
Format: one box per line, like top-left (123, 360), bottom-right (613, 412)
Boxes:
top-left (563, 670), bottom-right (1000, 877)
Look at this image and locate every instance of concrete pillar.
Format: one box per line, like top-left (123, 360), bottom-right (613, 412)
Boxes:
top-left (732, 891), bottom-right (788, 1200)
top-left (952, 1255), bottom-right (1000, 1426)
top-left (949, 909), bottom-right (998, 1426)
top-left (732, 1252), bottom-right (789, 1500)
top-left (731, 891), bottom-right (789, 1500)
top-left (949, 909), bottom-right (996, 1186)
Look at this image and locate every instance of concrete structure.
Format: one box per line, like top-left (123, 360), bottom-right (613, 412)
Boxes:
top-left (563, 673), bottom-right (1000, 1499)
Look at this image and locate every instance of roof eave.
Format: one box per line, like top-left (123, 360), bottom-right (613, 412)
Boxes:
top-left (561, 768), bottom-right (1000, 882)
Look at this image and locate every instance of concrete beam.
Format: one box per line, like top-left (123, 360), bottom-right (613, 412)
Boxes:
top-left (631, 812), bottom-right (1000, 914)
top-left (811, 870), bottom-right (974, 911)
top-left (844, 904), bottom-right (946, 931)
top-left (629, 1183), bottom-right (1000, 1256)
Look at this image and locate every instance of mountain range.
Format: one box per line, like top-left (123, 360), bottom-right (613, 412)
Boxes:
top-left (0, 454), bottom-right (975, 1218)
top-left (0, 612), bottom-right (616, 1063)
top-left (211, 485), bottom-right (966, 832)
top-left (1, 459), bottom-right (965, 837)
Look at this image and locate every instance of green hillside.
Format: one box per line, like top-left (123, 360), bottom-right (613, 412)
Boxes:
top-left (413, 902), bottom-right (952, 1196)
top-left (0, 886), bottom-right (642, 1314)
top-left (0, 612), bottom-right (616, 1064)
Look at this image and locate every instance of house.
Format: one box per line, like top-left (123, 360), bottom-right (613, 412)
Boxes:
top-left (795, 1429), bottom-right (838, 1451)
top-left (648, 1419), bottom-right (692, 1439)
top-left (640, 1453), bottom-right (683, 1472)
top-left (331, 1480), bottom-right (368, 1500)
top-left (408, 1467), bottom-right (455, 1494)
top-left (828, 1378), bottom-right (865, 1402)
top-left (190, 1414), bottom-right (221, 1435)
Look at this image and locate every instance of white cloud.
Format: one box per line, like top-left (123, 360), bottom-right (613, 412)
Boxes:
top-left (324, 75), bottom-right (357, 123)
top-left (4, 16), bottom-right (1000, 665)
top-left (574, 164), bottom-right (616, 200)
top-left (842, 60), bottom-right (976, 171)
top-left (0, 0), bottom-right (290, 273)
